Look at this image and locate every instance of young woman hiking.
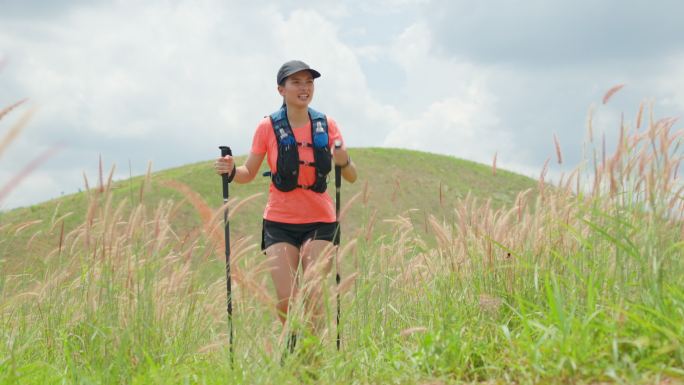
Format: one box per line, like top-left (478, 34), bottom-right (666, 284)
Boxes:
top-left (214, 60), bottom-right (357, 348)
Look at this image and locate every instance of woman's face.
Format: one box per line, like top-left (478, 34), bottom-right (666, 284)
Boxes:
top-left (278, 70), bottom-right (315, 109)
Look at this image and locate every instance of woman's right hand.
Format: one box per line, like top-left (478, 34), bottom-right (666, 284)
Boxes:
top-left (214, 156), bottom-right (234, 175)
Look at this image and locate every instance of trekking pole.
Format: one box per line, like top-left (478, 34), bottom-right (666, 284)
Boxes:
top-left (334, 140), bottom-right (342, 350)
top-left (219, 146), bottom-right (234, 363)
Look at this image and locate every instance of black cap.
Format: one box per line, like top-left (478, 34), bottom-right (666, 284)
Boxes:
top-left (277, 60), bottom-right (321, 85)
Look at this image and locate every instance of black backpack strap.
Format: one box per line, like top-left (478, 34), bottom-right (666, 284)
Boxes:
top-left (308, 107), bottom-right (331, 193)
top-left (268, 106), bottom-right (299, 192)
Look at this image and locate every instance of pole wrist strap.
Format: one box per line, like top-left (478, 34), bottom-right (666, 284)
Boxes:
top-left (340, 156), bottom-right (351, 169)
top-left (227, 164), bottom-right (236, 183)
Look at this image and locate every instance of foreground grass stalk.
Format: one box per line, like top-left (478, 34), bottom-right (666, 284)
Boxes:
top-left (1, 97), bottom-right (683, 384)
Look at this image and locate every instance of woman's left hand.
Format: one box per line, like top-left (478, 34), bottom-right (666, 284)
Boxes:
top-left (333, 146), bottom-right (349, 167)
top-left (332, 141), bottom-right (357, 183)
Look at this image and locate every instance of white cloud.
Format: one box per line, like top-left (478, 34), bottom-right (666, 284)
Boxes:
top-left (0, 1), bottom-right (392, 209)
top-left (383, 91), bottom-right (503, 161)
top-left (654, 53), bottom-right (684, 114)
top-left (2, 0), bottom-right (683, 211)
top-left (380, 22), bottom-right (514, 165)
top-left (0, 169), bottom-right (74, 210)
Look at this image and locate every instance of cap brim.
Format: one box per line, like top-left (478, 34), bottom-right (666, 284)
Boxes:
top-left (285, 68), bottom-right (320, 80)
top-left (308, 69), bottom-right (321, 79)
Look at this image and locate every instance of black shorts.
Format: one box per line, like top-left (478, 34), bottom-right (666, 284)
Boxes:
top-left (261, 219), bottom-right (340, 251)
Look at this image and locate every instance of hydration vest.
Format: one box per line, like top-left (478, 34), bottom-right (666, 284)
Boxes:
top-left (268, 106), bottom-right (332, 193)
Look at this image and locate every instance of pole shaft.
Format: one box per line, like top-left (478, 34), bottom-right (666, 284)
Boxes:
top-left (334, 143), bottom-right (342, 350)
top-left (219, 146), bottom-right (234, 363)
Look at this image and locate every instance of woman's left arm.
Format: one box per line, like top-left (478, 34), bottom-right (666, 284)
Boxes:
top-left (333, 147), bottom-right (357, 183)
top-left (328, 117), bottom-right (357, 183)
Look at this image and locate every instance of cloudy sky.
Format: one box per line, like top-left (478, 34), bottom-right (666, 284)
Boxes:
top-left (1, 0), bottom-right (683, 210)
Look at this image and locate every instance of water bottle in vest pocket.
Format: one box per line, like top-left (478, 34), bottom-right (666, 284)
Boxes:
top-left (313, 121), bottom-right (328, 148)
top-left (311, 121), bottom-right (331, 191)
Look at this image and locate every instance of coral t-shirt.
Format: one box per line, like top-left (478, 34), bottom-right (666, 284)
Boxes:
top-left (250, 112), bottom-right (345, 224)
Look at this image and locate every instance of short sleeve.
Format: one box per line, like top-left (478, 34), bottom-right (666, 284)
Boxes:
top-left (326, 117), bottom-right (346, 150)
top-left (251, 117), bottom-right (271, 155)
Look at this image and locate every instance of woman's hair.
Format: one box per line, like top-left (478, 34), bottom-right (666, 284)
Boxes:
top-left (279, 78), bottom-right (286, 108)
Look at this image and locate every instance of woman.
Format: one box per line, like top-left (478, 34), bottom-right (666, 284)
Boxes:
top-left (214, 60), bottom-right (357, 342)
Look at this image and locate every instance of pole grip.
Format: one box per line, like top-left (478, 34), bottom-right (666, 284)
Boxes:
top-left (335, 165), bottom-right (342, 187)
top-left (334, 140), bottom-right (342, 189)
top-left (334, 141), bottom-right (342, 245)
top-left (219, 146), bottom-right (232, 198)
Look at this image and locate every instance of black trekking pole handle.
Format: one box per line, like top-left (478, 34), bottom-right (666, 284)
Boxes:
top-left (219, 145), bottom-right (234, 363)
top-left (334, 140), bottom-right (342, 230)
top-left (334, 140), bottom-right (342, 351)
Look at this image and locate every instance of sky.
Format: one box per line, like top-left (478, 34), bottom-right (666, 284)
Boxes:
top-left (1, 0), bottom-right (684, 210)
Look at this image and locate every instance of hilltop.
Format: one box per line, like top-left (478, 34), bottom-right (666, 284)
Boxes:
top-left (0, 147), bottom-right (537, 269)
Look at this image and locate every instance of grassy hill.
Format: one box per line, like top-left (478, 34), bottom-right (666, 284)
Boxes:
top-left (0, 147), bottom-right (537, 270)
top-left (2, 123), bottom-right (684, 384)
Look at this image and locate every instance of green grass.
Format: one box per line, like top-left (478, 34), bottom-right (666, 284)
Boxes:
top-left (0, 147), bottom-right (535, 275)
top-left (1, 119), bottom-right (683, 384)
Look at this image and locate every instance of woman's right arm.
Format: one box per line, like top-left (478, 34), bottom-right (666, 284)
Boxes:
top-left (214, 152), bottom-right (265, 184)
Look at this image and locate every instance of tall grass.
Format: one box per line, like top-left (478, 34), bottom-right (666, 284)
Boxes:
top-left (1, 93), bottom-right (683, 384)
